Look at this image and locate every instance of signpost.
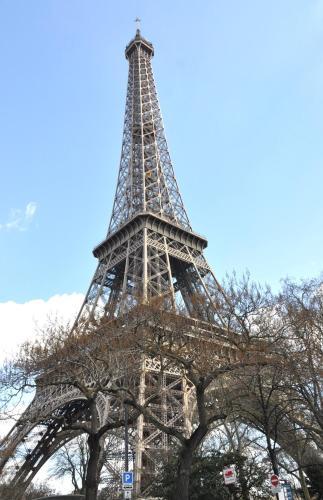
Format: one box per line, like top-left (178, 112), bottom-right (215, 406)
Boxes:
top-left (122, 471), bottom-right (133, 489)
top-left (223, 465), bottom-right (237, 485)
top-left (270, 474), bottom-right (281, 495)
top-left (282, 481), bottom-right (293, 500)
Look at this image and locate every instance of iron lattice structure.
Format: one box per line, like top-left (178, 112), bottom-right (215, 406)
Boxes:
top-left (0, 30), bottom-right (229, 497)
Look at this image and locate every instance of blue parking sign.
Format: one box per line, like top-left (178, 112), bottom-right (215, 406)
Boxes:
top-left (122, 471), bottom-right (133, 489)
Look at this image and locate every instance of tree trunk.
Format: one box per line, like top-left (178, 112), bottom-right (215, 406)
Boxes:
top-left (171, 420), bottom-right (209, 500)
top-left (264, 434), bottom-right (280, 500)
top-left (265, 434), bottom-right (279, 475)
top-left (85, 433), bottom-right (102, 500)
top-left (172, 445), bottom-right (193, 500)
top-left (237, 460), bottom-right (249, 500)
top-left (299, 467), bottom-right (312, 500)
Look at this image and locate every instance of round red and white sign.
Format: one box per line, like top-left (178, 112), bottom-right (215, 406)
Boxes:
top-left (271, 474), bottom-right (279, 487)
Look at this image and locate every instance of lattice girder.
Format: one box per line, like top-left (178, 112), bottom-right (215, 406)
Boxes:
top-left (77, 212), bottom-right (223, 325)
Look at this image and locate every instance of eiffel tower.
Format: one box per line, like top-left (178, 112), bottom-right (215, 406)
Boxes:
top-left (0, 29), bottom-right (227, 497)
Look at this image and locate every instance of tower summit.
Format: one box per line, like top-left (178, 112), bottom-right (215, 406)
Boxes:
top-left (125, 27), bottom-right (154, 59)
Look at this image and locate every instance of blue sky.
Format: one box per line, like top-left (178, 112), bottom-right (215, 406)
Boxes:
top-left (1, 0), bottom-right (323, 303)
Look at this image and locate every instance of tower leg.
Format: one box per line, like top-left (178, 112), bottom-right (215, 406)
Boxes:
top-left (133, 356), bottom-right (193, 498)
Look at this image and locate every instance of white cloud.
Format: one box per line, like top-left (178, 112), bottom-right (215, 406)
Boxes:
top-left (0, 293), bottom-right (84, 362)
top-left (25, 201), bottom-right (37, 220)
top-left (0, 293), bottom-right (84, 494)
top-left (0, 201), bottom-right (38, 231)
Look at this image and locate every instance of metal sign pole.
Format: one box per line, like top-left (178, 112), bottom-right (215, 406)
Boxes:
top-left (125, 403), bottom-right (129, 471)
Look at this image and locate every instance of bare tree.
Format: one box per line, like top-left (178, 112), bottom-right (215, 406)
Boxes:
top-left (50, 432), bottom-right (125, 496)
top-left (278, 277), bottom-right (323, 449)
top-left (0, 480), bottom-right (57, 500)
top-left (50, 434), bottom-right (88, 494)
top-left (220, 275), bottom-right (323, 498)
top-left (204, 422), bottom-right (272, 499)
top-left (277, 277), bottom-right (323, 497)
top-left (101, 285), bottom-right (279, 500)
top-left (0, 275), bottom-right (282, 500)
top-left (0, 319), bottom-right (140, 500)
top-left (2, 274), bottom-right (323, 500)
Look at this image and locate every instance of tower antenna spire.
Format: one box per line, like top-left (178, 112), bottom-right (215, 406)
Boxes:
top-left (134, 17), bottom-right (141, 33)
